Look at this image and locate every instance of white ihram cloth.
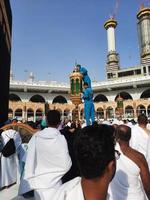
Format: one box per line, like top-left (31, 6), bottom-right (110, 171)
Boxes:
top-left (147, 123), bottom-right (150, 131)
top-left (130, 126), bottom-right (150, 169)
top-left (53, 177), bottom-right (110, 200)
top-left (108, 143), bottom-right (146, 200)
top-left (53, 177), bottom-right (84, 200)
top-left (0, 129), bottom-right (22, 188)
top-left (19, 127), bottom-right (72, 200)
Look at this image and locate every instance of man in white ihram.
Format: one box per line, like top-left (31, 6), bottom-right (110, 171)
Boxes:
top-left (19, 110), bottom-right (72, 200)
top-left (130, 114), bottom-right (150, 170)
top-left (0, 128), bottom-right (22, 188)
top-left (53, 124), bottom-right (116, 200)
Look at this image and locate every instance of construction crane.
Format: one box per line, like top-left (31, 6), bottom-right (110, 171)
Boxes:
top-left (138, 0), bottom-right (150, 8)
top-left (111, 0), bottom-right (120, 19)
top-left (139, 0), bottom-right (145, 8)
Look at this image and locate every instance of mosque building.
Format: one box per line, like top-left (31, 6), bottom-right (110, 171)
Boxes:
top-left (9, 6), bottom-right (150, 122)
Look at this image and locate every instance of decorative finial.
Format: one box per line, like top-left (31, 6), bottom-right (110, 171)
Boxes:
top-left (140, 2), bottom-right (145, 10)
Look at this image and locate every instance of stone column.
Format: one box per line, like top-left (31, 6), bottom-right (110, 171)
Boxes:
top-left (146, 106), bottom-right (148, 117)
top-left (104, 109), bottom-right (107, 120)
top-left (22, 110), bottom-right (25, 122)
top-left (70, 110), bottom-right (72, 120)
top-left (13, 110), bottom-right (15, 119)
top-left (34, 111), bottom-right (36, 122)
top-left (134, 108), bottom-right (137, 119)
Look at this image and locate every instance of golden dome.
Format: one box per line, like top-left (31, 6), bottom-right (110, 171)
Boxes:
top-left (104, 18), bottom-right (117, 30)
top-left (137, 7), bottom-right (150, 19)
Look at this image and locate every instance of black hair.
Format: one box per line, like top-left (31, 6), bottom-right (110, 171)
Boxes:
top-left (70, 122), bottom-right (76, 129)
top-left (74, 124), bottom-right (115, 179)
top-left (83, 82), bottom-right (89, 86)
top-left (46, 110), bottom-right (60, 126)
top-left (138, 114), bottom-right (148, 125)
top-left (116, 125), bottom-right (131, 142)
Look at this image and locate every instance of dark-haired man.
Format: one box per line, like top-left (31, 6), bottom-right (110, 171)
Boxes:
top-left (53, 124), bottom-right (116, 200)
top-left (19, 110), bottom-right (71, 200)
top-left (0, 128), bottom-right (22, 189)
top-left (82, 82), bottom-right (95, 126)
top-left (130, 114), bottom-right (150, 169)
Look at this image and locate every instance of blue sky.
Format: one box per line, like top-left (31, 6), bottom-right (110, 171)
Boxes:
top-left (10, 0), bottom-right (150, 83)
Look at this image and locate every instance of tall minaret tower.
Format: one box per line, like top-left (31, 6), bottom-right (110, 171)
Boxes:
top-left (104, 18), bottom-right (120, 79)
top-left (137, 6), bottom-right (150, 66)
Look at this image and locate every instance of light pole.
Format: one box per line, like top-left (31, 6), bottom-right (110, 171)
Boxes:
top-left (24, 70), bottom-right (28, 81)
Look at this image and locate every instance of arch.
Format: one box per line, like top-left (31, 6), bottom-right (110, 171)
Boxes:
top-left (94, 94), bottom-right (108, 102)
top-left (15, 109), bottom-right (23, 120)
top-left (106, 107), bottom-right (114, 119)
top-left (125, 106), bottom-right (134, 118)
top-left (115, 92), bottom-right (133, 101)
top-left (96, 107), bottom-right (104, 119)
top-left (30, 95), bottom-right (45, 103)
top-left (148, 66), bottom-right (150, 74)
top-left (140, 89), bottom-right (150, 99)
top-left (36, 109), bottom-right (43, 121)
top-left (71, 79), bottom-right (74, 94)
top-left (76, 78), bottom-right (80, 94)
top-left (9, 93), bottom-right (21, 102)
top-left (27, 108), bottom-right (34, 121)
top-left (52, 95), bottom-right (67, 104)
top-left (136, 105), bottom-right (146, 116)
top-left (147, 105), bottom-right (150, 118)
top-left (143, 66), bottom-right (146, 74)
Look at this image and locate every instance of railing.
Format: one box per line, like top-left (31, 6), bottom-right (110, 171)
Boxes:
top-left (10, 75), bottom-right (150, 90)
top-left (10, 80), bottom-right (69, 87)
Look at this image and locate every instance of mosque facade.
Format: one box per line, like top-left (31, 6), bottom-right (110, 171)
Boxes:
top-left (9, 6), bottom-right (150, 122)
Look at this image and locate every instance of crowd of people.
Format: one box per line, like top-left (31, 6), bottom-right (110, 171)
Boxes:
top-left (0, 65), bottom-right (149, 200)
top-left (0, 110), bottom-right (150, 200)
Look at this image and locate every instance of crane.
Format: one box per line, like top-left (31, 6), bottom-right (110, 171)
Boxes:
top-left (111, 0), bottom-right (120, 19)
top-left (138, 0), bottom-right (150, 8)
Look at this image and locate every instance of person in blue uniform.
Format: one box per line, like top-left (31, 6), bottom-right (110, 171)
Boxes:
top-left (82, 82), bottom-right (95, 126)
top-left (76, 64), bottom-right (91, 88)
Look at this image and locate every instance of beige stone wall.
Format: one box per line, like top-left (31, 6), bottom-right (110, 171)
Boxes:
top-left (9, 98), bottom-right (150, 121)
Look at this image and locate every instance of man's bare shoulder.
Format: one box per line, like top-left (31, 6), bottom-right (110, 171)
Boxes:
top-left (130, 147), bottom-right (147, 167)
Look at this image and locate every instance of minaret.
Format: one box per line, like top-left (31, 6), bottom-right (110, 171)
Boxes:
top-left (137, 6), bottom-right (150, 67)
top-left (104, 18), bottom-right (120, 79)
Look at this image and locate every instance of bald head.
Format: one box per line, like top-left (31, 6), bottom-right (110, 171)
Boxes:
top-left (116, 125), bottom-right (131, 142)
